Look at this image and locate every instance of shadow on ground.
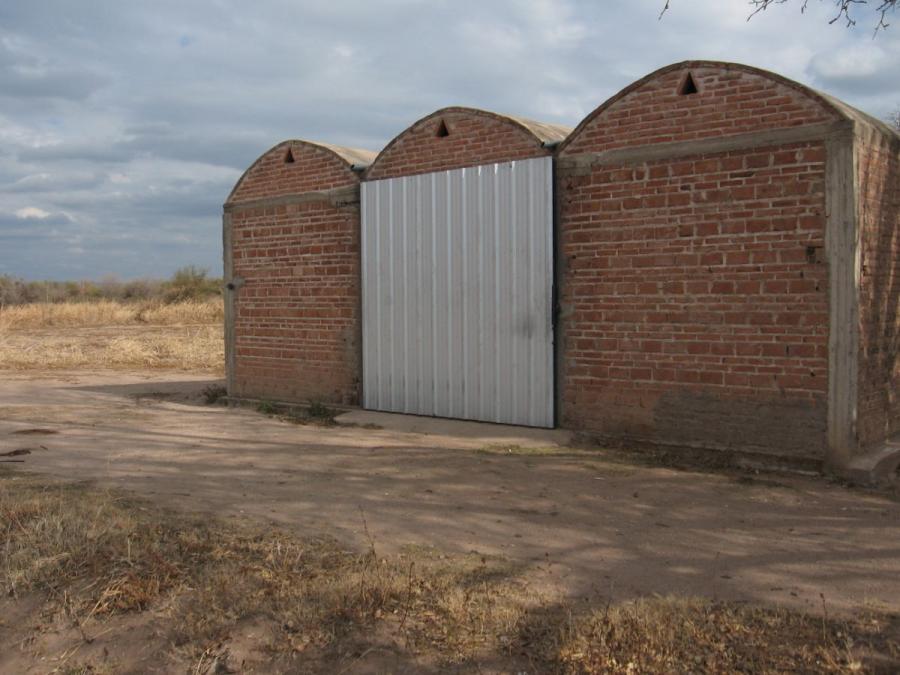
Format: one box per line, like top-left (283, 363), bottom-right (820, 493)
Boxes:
top-left (1, 371), bottom-right (899, 617)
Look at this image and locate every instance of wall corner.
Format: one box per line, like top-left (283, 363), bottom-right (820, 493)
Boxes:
top-left (222, 211), bottom-right (236, 396)
top-left (825, 124), bottom-right (860, 469)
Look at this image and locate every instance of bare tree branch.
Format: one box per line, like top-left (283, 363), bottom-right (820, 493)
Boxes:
top-left (749, 0), bottom-right (895, 30)
top-left (662, 1), bottom-right (896, 31)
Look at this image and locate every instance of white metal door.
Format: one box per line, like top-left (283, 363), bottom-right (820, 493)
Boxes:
top-left (361, 156), bottom-right (554, 427)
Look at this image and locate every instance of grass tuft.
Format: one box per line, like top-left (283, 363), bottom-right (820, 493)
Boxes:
top-left (201, 384), bottom-right (228, 405)
top-left (306, 400), bottom-right (337, 424)
top-left (256, 400), bottom-right (278, 415)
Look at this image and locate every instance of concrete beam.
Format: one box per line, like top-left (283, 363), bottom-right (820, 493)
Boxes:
top-left (558, 121), bottom-right (849, 172)
top-left (825, 126), bottom-right (860, 469)
top-left (222, 212), bottom-right (236, 396)
top-left (223, 185), bottom-right (360, 214)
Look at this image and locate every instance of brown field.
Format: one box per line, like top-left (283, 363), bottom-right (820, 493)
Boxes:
top-left (3, 469), bottom-right (897, 674)
top-left (1, 300), bottom-right (899, 672)
top-left (0, 299), bottom-right (223, 372)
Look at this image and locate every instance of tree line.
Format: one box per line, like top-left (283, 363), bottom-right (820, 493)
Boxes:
top-left (0, 266), bottom-right (223, 307)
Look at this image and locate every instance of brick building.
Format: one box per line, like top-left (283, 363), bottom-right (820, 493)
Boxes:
top-left (224, 61), bottom-right (899, 478)
top-left (224, 140), bottom-right (376, 404)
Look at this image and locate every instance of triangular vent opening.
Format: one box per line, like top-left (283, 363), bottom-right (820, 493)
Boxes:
top-left (436, 119), bottom-right (450, 138)
top-left (679, 72), bottom-right (699, 96)
top-left (284, 147), bottom-right (295, 163)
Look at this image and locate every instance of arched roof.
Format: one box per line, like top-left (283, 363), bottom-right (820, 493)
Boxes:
top-left (558, 60), bottom-right (898, 154)
top-left (226, 139), bottom-right (377, 204)
top-left (310, 140), bottom-right (379, 168)
top-left (816, 90), bottom-right (900, 141)
top-left (365, 106), bottom-right (572, 179)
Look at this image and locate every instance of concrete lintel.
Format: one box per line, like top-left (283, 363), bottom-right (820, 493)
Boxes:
top-left (558, 121), bottom-right (850, 171)
top-left (224, 185), bottom-right (360, 214)
top-left (825, 128), bottom-right (861, 469)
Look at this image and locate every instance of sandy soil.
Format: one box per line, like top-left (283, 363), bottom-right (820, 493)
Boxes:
top-left (1, 370), bottom-right (899, 616)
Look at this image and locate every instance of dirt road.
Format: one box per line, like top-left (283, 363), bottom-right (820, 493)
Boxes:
top-left (1, 371), bottom-right (898, 615)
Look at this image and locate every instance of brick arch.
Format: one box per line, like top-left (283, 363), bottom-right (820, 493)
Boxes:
top-left (559, 60), bottom-right (846, 157)
top-left (364, 106), bottom-right (570, 181)
top-left (226, 139), bottom-right (376, 204)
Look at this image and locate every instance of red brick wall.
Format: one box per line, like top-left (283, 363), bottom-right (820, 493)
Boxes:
top-left (229, 141), bottom-right (358, 203)
top-left (228, 142), bottom-right (363, 405)
top-left (856, 134), bottom-right (900, 448)
top-left (558, 65), bottom-right (835, 458)
top-left (563, 63), bottom-right (838, 157)
top-left (365, 109), bottom-right (552, 181)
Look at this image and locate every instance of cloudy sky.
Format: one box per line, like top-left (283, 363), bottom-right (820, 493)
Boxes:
top-left (0, 1), bottom-right (897, 280)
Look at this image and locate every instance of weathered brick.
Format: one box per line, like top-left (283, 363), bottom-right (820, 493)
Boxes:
top-left (226, 141), bottom-right (371, 405)
top-left (856, 135), bottom-right (900, 449)
top-left (365, 108), bottom-right (559, 181)
top-left (557, 63), bottom-right (836, 459)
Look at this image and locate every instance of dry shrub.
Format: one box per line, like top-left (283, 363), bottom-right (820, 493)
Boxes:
top-left (0, 298), bottom-right (223, 330)
top-left (2, 471), bottom-right (897, 673)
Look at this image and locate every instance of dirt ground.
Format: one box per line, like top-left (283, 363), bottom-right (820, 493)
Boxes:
top-left (2, 370), bottom-right (899, 618)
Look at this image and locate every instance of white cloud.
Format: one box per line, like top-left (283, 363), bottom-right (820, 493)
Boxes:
top-left (0, 0), bottom-right (897, 280)
top-left (332, 44), bottom-right (355, 60)
top-left (15, 206), bottom-right (50, 219)
top-left (811, 43), bottom-right (892, 79)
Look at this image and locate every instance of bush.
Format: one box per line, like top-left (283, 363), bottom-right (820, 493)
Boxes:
top-left (0, 268), bottom-right (222, 307)
top-left (162, 266), bottom-right (222, 304)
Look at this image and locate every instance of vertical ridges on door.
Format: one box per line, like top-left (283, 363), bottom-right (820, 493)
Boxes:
top-left (361, 156), bottom-right (553, 428)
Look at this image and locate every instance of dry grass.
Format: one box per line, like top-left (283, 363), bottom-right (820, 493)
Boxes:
top-left (2, 469), bottom-right (897, 673)
top-left (554, 598), bottom-right (899, 673)
top-left (0, 298), bottom-right (223, 330)
top-left (0, 299), bottom-right (223, 372)
top-left (0, 325), bottom-right (223, 372)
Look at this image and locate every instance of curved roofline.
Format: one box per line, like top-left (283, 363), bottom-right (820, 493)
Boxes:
top-left (558, 60), bottom-right (895, 154)
top-left (816, 90), bottom-right (900, 142)
top-left (364, 106), bottom-right (572, 180)
top-left (226, 139), bottom-right (377, 204)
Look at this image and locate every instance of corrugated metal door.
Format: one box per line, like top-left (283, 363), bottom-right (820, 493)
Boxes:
top-left (361, 156), bottom-right (554, 427)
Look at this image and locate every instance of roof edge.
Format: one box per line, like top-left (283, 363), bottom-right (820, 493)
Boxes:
top-left (557, 60), bottom-right (885, 154)
top-left (816, 90), bottom-right (900, 143)
top-left (225, 139), bottom-right (377, 205)
top-left (363, 106), bottom-right (572, 180)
